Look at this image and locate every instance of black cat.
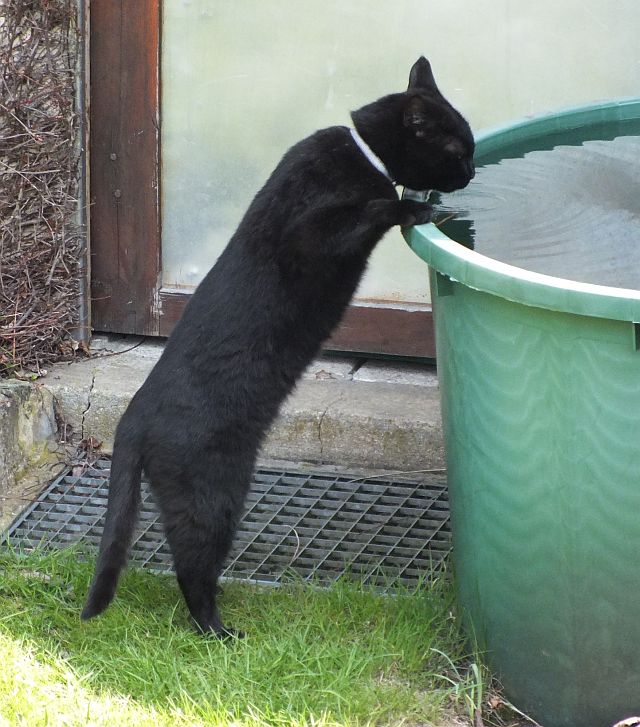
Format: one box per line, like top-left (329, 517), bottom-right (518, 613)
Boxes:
top-left (81, 57), bottom-right (475, 636)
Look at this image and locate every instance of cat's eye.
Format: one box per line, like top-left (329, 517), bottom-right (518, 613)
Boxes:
top-left (444, 140), bottom-right (465, 159)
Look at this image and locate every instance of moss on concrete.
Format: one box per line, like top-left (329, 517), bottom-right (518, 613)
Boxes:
top-left (0, 381), bottom-right (61, 530)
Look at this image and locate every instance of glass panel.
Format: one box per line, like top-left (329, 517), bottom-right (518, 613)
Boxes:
top-left (162, 0), bottom-right (640, 299)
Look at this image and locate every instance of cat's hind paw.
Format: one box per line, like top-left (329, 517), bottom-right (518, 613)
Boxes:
top-left (213, 625), bottom-right (245, 641)
top-left (195, 620), bottom-right (245, 640)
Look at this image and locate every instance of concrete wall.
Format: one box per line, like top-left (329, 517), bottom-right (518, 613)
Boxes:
top-left (0, 381), bottom-right (59, 530)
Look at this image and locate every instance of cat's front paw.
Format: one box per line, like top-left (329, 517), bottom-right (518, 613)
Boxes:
top-left (397, 199), bottom-right (434, 227)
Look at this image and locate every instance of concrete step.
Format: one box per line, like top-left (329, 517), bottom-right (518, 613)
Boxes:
top-left (42, 335), bottom-right (445, 472)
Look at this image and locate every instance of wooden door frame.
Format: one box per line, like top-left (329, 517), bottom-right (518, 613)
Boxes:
top-left (89, 0), bottom-right (436, 358)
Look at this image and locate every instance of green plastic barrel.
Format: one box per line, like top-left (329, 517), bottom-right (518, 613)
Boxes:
top-left (405, 99), bottom-right (640, 727)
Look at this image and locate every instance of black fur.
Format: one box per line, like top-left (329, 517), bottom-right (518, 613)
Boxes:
top-left (81, 57), bottom-right (474, 636)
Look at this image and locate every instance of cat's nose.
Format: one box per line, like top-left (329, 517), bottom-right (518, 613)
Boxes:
top-left (467, 159), bottom-right (475, 179)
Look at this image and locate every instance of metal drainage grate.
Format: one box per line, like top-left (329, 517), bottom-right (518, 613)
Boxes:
top-left (4, 458), bottom-right (450, 588)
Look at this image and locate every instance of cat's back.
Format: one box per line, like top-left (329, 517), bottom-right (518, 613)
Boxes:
top-left (161, 124), bottom-right (380, 346)
top-left (262, 125), bottom-right (392, 200)
top-left (122, 124), bottom-right (385, 431)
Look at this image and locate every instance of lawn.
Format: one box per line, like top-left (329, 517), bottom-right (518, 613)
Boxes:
top-left (0, 547), bottom-right (490, 726)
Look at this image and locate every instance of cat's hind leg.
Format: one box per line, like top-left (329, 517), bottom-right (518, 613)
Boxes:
top-left (163, 498), bottom-right (242, 638)
top-left (144, 437), bottom-right (254, 637)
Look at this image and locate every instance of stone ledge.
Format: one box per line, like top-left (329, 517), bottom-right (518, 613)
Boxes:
top-left (40, 335), bottom-right (445, 472)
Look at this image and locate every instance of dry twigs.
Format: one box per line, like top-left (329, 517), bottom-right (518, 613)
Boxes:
top-left (0, 0), bottom-right (83, 376)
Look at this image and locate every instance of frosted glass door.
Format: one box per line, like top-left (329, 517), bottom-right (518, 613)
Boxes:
top-left (161, 1), bottom-right (437, 303)
top-left (162, 0), bottom-right (640, 300)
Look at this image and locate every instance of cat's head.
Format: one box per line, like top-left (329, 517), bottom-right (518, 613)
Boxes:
top-left (352, 57), bottom-right (475, 193)
top-left (399, 56), bottom-right (475, 192)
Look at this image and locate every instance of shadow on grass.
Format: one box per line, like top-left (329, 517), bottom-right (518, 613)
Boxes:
top-left (0, 545), bottom-right (471, 726)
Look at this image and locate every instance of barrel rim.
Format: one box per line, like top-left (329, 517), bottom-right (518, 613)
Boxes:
top-left (405, 97), bottom-right (640, 323)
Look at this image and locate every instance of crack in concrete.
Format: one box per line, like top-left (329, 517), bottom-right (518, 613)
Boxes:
top-left (80, 373), bottom-right (96, 440)
top-left (349, 358), bottom-right (367, 377)
top-left (316, 395), bottom-right (343, 460)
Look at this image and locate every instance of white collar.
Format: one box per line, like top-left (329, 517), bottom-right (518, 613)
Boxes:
top-left (349, 127), bottom-right (394, 183)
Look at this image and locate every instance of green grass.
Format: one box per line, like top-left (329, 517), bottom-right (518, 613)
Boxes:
top-left (0, 547), bottom-right (479, 726)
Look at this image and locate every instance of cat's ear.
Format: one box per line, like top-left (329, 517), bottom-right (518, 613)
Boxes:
top-left (403, 95), bottom-right (432, 137)
top-left (408, 56), bottom-right (437, 91)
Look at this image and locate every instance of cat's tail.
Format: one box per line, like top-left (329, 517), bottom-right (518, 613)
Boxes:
top-left (81, 431), bottom-right (143, 621)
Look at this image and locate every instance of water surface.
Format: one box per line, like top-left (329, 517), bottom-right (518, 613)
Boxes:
top-left (436, 134), bottom-right (640, 290)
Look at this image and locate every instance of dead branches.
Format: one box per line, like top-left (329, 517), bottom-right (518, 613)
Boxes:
top-left (0, 0), bottom-right (84, 376)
